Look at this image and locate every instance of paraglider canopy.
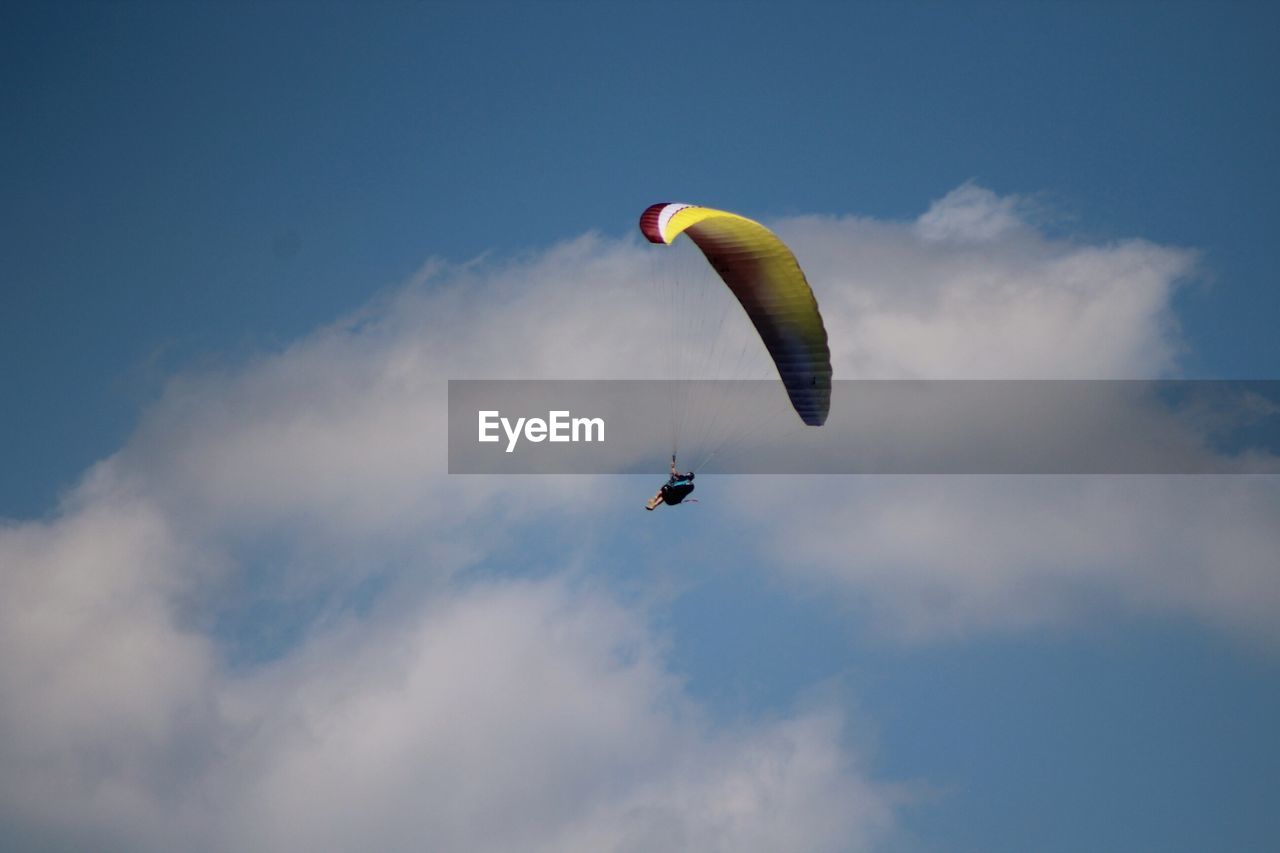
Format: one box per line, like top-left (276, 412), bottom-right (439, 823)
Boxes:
top-left (639, 203), bottom-right (832, 426)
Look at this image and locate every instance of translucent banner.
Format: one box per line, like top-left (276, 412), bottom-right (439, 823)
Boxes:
top-left (448, 380), bottom-right (1280, 475)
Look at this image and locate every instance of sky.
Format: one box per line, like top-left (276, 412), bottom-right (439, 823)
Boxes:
top-left (2, 2), bottom-right (1279, 852)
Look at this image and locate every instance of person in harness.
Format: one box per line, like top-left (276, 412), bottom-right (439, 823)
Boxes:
top-left (646, 455), bottom-right (695, 510)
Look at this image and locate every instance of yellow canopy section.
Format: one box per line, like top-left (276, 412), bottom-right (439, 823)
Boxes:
top-left (639, 203), bottom-right (832, 426)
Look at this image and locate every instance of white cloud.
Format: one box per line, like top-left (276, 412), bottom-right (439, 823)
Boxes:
top-left (219, 580), bottom-right (891, 853)
top-left (0, 517), bottom-right (892, 852)
top-left (776, 189), bottom-right (1194, 379)
top-left (913, 182), bottom-right (1028, 243)
top-left (734, 187), bottom-right (1278, 646)
top-left (0, 233), bottom-right (894, 850)
top-left (1, 183), bottom-right (1273, 850)
top-left (0, 502), bottom-right (221, 852)
top-left (728, 476), bottom-right (1280, 646)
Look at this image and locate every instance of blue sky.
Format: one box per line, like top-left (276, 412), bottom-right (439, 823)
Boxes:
top-left (6, 0), bottom-right (1280, 514)
top-left (3, 3), bottom-right (1279, 852)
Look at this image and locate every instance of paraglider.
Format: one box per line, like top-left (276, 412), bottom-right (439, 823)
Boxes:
top-left (645, 456), bottom-right (696, 511)
top-left (639, 202), bottom-right (831, 510)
